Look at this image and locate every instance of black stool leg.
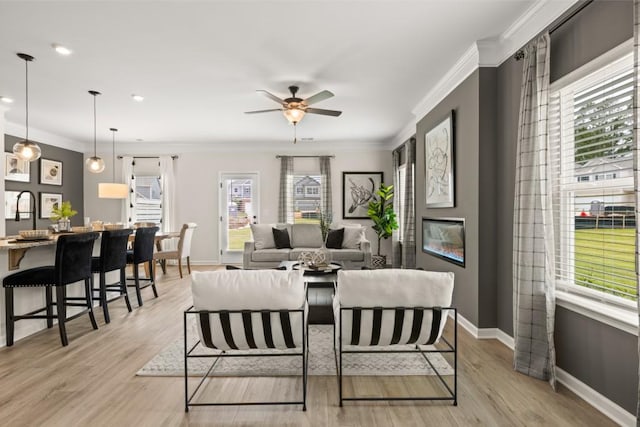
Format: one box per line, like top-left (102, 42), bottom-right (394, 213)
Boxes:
top-left (85, 278), bottom-right (98, 330)
top-left (133, 265), bottom-right (143, 307)
top-left (121, 268), bottom-right (132, 312)
top-left (5, 287), bottom-right (14, 347)
top-left (45, 287), bottom-right (53, 328)
top-left (100, 272), bottom-right (110, 324)
top-left (56, 286), bottom-right (68, 346)
top-left (150, 262), bottom-right (158, 298)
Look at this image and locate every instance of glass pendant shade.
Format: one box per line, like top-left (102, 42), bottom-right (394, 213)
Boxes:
top-left (86, 156), bottom-right (105, 173)
top-left (13, 140), bottom-right (41, 161)
top-left (283, 107), bottom-right (305, 124)
top-left (98, 183), bottom-right (128, 199)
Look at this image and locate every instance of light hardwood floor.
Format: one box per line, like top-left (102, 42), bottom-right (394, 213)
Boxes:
top-left (0, 266), bottom-right (616, 426)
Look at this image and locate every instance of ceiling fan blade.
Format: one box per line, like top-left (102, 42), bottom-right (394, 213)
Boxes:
top-left (244, 108), bottom-right (283, 114)
top-left (257, 90), bottom-right (285, 105)
top-left (306, 107), bottom-right (342, 117)
top-left (303, 90), bottom-right (334, 106)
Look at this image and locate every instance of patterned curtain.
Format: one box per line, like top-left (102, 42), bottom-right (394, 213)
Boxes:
top-left (319, 156), bottom-right (333, 220)
top-left (634, 0), bottom-right (640, 419)
top-left (391, 149), bottom-right (402, 268)
top-left (278, 156), bottom-right (294, 223)
top-left (512, 32), bottom-right (557, 389)
top-left (402, 138), bottom-right (416, 269)
top-left (121, 156), bottom-right (135, 226)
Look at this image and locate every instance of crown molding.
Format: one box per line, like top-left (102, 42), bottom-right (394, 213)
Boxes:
top-left (390, 120), bottom-right (416, 151)
top-left (5, 121), bottom-right (87, 153)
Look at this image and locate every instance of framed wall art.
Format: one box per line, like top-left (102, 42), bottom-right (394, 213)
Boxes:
top-left (4, 152), bottom-right (30, 182)
top-left (40, 192), bottom-right (62, 219)
top-left (40, 158), bottom-right (62, 186)
top-left (425, 110), bottom-right (455, 208)
top-left (342, 171), bottom-right (383, 219)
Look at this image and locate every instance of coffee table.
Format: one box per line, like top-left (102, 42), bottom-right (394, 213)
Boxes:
top-left (279, 261), bottom-right (341, 324)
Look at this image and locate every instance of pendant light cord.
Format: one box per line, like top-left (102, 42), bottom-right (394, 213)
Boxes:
top-left (24, 58), bottom-right (28, 142)
top-left (93, 95), bottom-right (97, 156)
top-left (111, 129), bottom-right (117, 182)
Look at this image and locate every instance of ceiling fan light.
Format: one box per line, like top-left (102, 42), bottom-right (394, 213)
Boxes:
top-left (86, 156), bottom-right (105, 173)
top-left (13, 140), bottom-right (41, 161)
top-left (283, 108), bottom-right (305, 124)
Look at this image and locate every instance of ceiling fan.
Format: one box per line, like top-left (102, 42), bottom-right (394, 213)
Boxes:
top-left (245, 85), bottom-right (342, 126)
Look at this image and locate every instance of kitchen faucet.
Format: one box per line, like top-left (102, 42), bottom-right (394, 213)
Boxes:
top-left (15, 190), bottom-right (37, 230)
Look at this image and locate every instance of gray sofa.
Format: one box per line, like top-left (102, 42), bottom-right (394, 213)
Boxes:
top-left (243, 223), bottom-right (371, 269)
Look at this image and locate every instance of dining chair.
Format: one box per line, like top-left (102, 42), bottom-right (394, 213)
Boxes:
top-left (154, 222), bottom-right (197, 278)
top-left (3, 232), bottom-right (100, 346)
top-left (91, 228), bottom-right (133, 323)
top-left (127, 226), bottom-right (159, 306)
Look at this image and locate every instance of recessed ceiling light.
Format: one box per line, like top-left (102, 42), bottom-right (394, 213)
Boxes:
top-left (132, 94), bottom-right (144, 102)
top-left (0, 96), bottom-right (14, 104)
top-left (52, 44), bottom-right (72, 56)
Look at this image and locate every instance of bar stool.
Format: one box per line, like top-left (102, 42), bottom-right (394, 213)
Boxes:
top-left (127, 226), bottom-right (159, 306)
top-left (91, 228), bottom-right (133, 323)
top-left (3, 232), bottom-right (100, 346)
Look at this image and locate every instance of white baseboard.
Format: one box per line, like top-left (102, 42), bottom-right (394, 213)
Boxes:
top-left (556, 368), bottom-right (636, 427)
top-left (449, 312), bottom-right (635, 426)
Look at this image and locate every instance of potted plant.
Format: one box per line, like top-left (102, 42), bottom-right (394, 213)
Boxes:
top-left (50, 200), bottom-right (78, 232)
top-left (367, 183), bottom-right (399, 268)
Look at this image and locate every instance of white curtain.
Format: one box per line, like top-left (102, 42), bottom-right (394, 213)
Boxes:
top-left (402, 138), bottom-right (416, 269)
top-left (278, 156), bottom-right (294, 223)
top-left (121, 156), bottom-right (135, 226)
top-left (633, 0), bottom-right (640, 418)
top-left (512, 32), bottom-right (557, 389)
top-left (160, 156), bottom-right (176, 234)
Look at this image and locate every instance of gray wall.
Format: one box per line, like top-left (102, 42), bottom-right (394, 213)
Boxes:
top-left (494, 0), bottom-right (637, 414)
top-left (416, 70), bottom-right (480, 325)
top-left (4, 134), bottom-right (84, 235)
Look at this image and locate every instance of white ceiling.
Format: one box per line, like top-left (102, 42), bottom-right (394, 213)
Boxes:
top-left (0, 0), bottom-right (540, 152)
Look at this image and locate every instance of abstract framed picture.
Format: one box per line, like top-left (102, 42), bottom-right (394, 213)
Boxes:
top-left (40, 192), bottom-right (62, 219)
top-left (40, 158), bottom-right (62, 186)
top-left (4, 152), bottom-right (30, 182)
top-left (425, 110), bottom-right (455, 208)
top-left (5, 190), bottom-right (30, 220)
top-left (342, 171), bottom-right (383, 219)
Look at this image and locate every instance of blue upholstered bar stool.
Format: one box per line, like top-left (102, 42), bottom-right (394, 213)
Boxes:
top-left (91, 228), bottom-right (133, 323)
top-left (3, 232), bottom-right (100, 346)
top-left (126, 226), bottom-right (159, 306)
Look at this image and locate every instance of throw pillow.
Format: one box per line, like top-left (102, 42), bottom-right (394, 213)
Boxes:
top-left (250, 223), bottom-right (276, 250)
top-left (272, 227), bottom-right (292, 249)
top-left (342, 225), bottom-right (366, 249)
top-left (325, 228), bottom-right (344, 249)
top-left (291, 224), bottom-right (324, 248)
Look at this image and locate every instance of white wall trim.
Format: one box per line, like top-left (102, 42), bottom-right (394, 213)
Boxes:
top-left (556, 368), bottom-right (636, 427)
top-left (190, 260), bottom-right (219, 266)
top-left (5, 121), bottom-right (87, 153)
top-left (390, 120), bottom-right (417, 151)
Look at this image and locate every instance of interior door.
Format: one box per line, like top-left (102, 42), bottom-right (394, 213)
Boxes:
top-left (219, 173), bottom-right (259, 265)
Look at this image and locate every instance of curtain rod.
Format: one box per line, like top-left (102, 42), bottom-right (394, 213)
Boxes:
top-left (117, 155), bottom-right (178, 160)
top-left (514, 0), bottom-right (593, 61)
top-left (275, 155), bottom-right (335, 159)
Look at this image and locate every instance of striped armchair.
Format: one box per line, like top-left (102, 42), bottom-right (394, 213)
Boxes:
top-left (184, 269), bottom-right (308, 411)
top-left (334, 269), bottom-right (457, 406)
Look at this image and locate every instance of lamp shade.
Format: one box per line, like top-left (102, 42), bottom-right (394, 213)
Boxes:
top-left (283, 107), bottom-right (305, 124)
top-left (98, 182), bottom-right (128, 199)
top-left (13, 140), bottom-right (41, 161)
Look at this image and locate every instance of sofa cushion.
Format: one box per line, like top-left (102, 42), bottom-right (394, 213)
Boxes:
top-left (251, 248), bottom-right (291, 262)
top-left (329, 248), bottom-right (364, 262)
top-left (272, 227), bottom-right (292, 249)
top-left (342, 225), bottom-right (366, 249)
top-left (291, 224), bottom-right (323, 248)
top-left (192, 269), bottom-right (305, 310)
top-left (325, 228), bottom-right (344, 249)
top-left (251, 223), bottom-right (276, 249)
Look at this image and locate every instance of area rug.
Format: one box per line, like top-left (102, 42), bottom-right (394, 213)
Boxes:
top-left (137, 324), bottom-right (454, 377)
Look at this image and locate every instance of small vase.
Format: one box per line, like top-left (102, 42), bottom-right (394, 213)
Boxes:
top-left (58, 218), bottom-right (71, 232)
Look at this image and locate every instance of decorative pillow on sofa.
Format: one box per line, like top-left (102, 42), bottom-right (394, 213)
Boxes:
top-left (251, 223), bottom-right (277, 249)
top-left (291, 224), bottom-right (323, 248)
top-left (325, 228), bottom-right (344, 249)
top-left (272, 227), bottom-right (292, 249)
top-left (341, 225), bottom-right (366, 249)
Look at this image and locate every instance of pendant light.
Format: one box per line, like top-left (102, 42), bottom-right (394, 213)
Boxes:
top-left (98, 128), bottom-right (128, 199)
top-left (13, 53), bottom-right (41, 161)
top-left (86, 90), bottom-right (105, 173)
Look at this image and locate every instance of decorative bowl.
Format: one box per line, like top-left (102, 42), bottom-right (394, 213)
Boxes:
top-left (71, 226), bottom-right (93, 233)
top-left (19, 229), bottom-right (50, 240)
top-left (103, 223), bottom-right (124, 230)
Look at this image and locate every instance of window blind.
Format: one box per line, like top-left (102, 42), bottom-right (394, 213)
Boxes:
top-left (549, 56), bottom-right (636, 301)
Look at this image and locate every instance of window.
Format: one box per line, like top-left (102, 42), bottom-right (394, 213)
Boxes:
top-left (550, 51), bottom-right (635, 305)
top-left (133, 175), bottom-right (162, 225)
top-left (292, 174), bottom-right (323, 223)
